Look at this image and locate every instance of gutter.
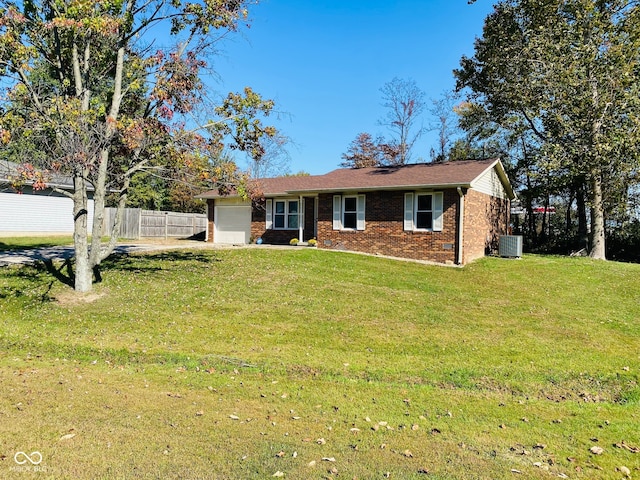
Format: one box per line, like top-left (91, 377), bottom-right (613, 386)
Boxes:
top-left (286, 182), bottom-right (474, 196)
top-left (197, 183), bottom-right (476, 199)
top-left (457, 187), bottom-right (465, 265)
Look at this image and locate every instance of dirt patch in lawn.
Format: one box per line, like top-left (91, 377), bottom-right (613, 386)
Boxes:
top-left (55, 289), bottom-right (107, 306)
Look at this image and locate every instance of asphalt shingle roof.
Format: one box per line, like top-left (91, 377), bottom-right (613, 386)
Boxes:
top-left (197, 158), bottom-right (513, 199)
top-left (0, 159), bottom-right (88, 191)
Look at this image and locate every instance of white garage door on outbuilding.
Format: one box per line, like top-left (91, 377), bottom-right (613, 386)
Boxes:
top-left (213, 198), bottom-right (251, 244)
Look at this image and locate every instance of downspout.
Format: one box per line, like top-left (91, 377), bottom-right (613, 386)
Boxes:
top-left (457, 187), bottom-right (465, 265)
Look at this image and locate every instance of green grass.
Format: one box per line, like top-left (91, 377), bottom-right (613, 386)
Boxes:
top-left (1, 248), bottom-right (639, 479)
top-left (0, 235), bottom-right (74, 251)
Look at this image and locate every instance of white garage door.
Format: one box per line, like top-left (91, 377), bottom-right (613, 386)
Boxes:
top-left (214, 204), bottom-right (251, 244)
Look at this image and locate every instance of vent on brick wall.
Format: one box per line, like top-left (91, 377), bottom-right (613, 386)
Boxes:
top-left (499, 235), bottom-right (523, 258)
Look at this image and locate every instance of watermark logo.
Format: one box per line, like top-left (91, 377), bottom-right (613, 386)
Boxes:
top-left (10, 451), bottom-right (46, 473)
top-left (14, 451), bottom-right (42, 465)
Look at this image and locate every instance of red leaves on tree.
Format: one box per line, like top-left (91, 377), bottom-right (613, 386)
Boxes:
top-left (11, 163), bottom-right (50, 191)
top-left (151, 49), bottom-right (207, 120)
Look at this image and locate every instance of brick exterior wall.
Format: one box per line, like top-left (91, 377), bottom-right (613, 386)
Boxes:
top-left (250, 199), bottom-right (299, 244)
top-left (316, 190), bottom-right (459, 264)
top-left (209, 188), bottom-right (511, 266)
top-left (206, 199), bottom-right (214, 242)
top-left (462, 189), bottom-right (510, 264)
top-left (248, 197), bottom-right (317, 244)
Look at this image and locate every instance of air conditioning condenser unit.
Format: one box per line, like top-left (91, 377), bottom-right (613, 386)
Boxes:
top-left (499, 235), bottom-right (523, 258)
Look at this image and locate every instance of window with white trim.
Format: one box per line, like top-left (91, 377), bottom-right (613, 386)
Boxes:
top-left (343, 196), bottom-right (358, 229)
top-left (333, 194), bottom-right (365, 230)
top-left (416, 194), bottom-right (433, 229)
top-left (404, 192), bottom-right (443, 232)
top-left (266, 199), bottom-right (299, 229)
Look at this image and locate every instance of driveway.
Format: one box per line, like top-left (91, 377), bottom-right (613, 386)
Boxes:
top-left (0, 241), bottom-right (215, 267)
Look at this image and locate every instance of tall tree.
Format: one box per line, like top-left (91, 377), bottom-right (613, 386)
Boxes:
top-left (428, 90), bottom-right (460, 162)
top-left (0, 0), bottom-right (277, 291)
top-left (249, 132), bottom-right (291, 178)
top-left (378, 77), bottom-right (426, 165)
top-left (456, 0), bottom-right (640, 260)
top-left (454, 95), bottom-right (592, 251)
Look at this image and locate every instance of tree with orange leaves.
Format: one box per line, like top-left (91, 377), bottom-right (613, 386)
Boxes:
top-left (0, 0), bottom-right (277, 292)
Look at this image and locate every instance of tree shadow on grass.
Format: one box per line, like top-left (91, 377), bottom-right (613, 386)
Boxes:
top-left (99, 250), bottom-right (221, 275)
top-left (0, 241), bottom-right (66, 253)
top-left (0, 262), bottom-right (57, 301)
top-left (42, 258), bottom-right (75, 287)
top-left (1, 249), bottom-right (222, 301)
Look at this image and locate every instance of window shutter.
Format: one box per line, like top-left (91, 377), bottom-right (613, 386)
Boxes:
top-left (356, 194), bottom-right (366, 231)
top-left (333, 195), bottom-right (342, 230)
top-left (403, 193), bottom-right (414, 231)
top-left (265, 199), bottom-right (273, 230)
top-left (432, 192), bottom-right (444, 231)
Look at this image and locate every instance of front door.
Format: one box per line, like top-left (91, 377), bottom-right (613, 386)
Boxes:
top-left (303, 196), bottom-right (318, 241)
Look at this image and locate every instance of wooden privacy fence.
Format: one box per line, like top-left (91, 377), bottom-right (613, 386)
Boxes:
top-left (104, 208), bottom-right (207, 240)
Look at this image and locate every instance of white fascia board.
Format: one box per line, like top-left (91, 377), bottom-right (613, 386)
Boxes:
top-left (285, 183), bottom-right (473, 195)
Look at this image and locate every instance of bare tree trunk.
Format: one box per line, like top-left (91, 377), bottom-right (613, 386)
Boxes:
top-left (73, 175), bottom-right (93, 292)
top-left (565, 188), bottom-right (574, 237)
top-left (88, 149), bottom-right (109, 270)
top-left (83, 44), bottom-right (126, 288)
top-left (540, 193), bottom-right (549, 243)
top-left (576, 184), bottom-right (588, 250)
top-left (587, 69), bottom-right (607, 260)
top-left (101, 162), bottom-right (135, 258)
top-left (589, 173), bottom-right (606, 260)
top-left (525, 172), bottom-right (537, 245)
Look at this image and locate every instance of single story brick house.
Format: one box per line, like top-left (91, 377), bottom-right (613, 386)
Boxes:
top-left (196, 158), bottom-right (516, 265)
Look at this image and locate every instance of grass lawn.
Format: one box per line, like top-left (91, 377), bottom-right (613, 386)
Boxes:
top-left (0, 247), bottom-right (639, 479)
top-left (0, 236), bottom-right (74, 252)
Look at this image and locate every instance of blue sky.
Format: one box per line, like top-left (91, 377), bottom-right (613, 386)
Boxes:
top-left (210, 0), bottom-right (496, 175)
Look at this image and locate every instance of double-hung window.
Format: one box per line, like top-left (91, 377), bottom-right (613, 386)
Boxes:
top-left (342, 196), bottom-right (358, 229)
top-left (333, 194), bottom-right (365, 230)
top-left (266, 199), bottom-right (299, 229)
top-left (416, 194), bottom-right (434, 229)
top-left (404, 192), bottom-right (443, 232)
